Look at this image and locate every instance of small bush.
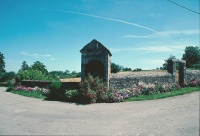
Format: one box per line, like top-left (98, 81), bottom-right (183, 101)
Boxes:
top-left (45, 81), bottom-right (65, 101)
top-left (6, 86), bottom-right (14, 92)
top-left (50, 81), bottom-right (62, 90)
top-left (183, 79), bottom-right (200, 87)
top-left (65, 89), bottom-right (80, 102)
top-left (79, 74), bottom-right (110, 104)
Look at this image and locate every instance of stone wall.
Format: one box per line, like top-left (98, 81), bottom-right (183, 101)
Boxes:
top-left (110, 70), bottom-right (200, 89)
top-left (186, 70), bottom-right (200, 82)
top-left (110, 71), bottom-right (175, 89)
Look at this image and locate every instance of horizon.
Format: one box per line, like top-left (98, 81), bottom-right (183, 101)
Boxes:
top-left (0, 0), bottom-right (199, 73)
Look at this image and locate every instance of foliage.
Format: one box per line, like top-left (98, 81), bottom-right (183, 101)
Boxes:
top-left (133, 68), bottom-right (142, 71)
top-left (16, 69), bottom-right (54, 82)
top-left (125, 87), bottom-right (200, 101)
top-left (11, 86), bottom-right (47, 99)
top-left (105, 81), bottom-right (184, 103)
top-left (49, 70), bottom-right (81, 79)
top-left (111, 63), bottom-right (123, 73)
top-left (44, 81), bottom-right (66, 101)
top-left (21, 61), bottom-right (29, 70)
top-left (1, 71), bottom-right (16, 81)
top-left (182, 46), bottom-right (200, 68)
top-left (0, 71), bottom-right (16, 87)
top-left (9, 85), bottom-right (200, 103)
top-left (31, 61), bottom-right (48, 75)
top-left (65, 90), bottom-right (80, 102)
top-left (0, 52), bottom-right (6, 80)
top-left (183, 79), bottom-right (200, 87)
top-left (191, 63), bottom-right (200, 70)
top-left (49, 81), bottom-right (62, 90)
top-left (79, 74), bottom-right (111, 103)
top-left (106, 89), bottom-right (130, 103)
top-left (122, 67), bottom-right (132, 71)
top-left (160, 55), bottom-right (178, 70)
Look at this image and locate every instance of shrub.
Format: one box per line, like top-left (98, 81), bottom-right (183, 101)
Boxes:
top-left (183, 79), bottom-right (200, 87)
top-left (45, 81), bottom-right (65, 101)
top-left (50, 81), bottom-right (62, 90)
top-left (111, 63), bottom-right (123, 73)
top-left (65, 89), bottom-right (80, 102)
top-left (16, 69), bottom-right (56, 84)
top-left (6, 86), bottom-right (14, 92)
top-left (79, 74), bottom-right (110, 104)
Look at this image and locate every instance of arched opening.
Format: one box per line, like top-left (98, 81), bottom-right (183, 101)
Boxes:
top-left (85, 60), bottom-right (104, 80)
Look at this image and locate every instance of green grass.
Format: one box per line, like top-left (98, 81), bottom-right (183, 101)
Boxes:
top-left (10, 90), bottom-right (46, 99)
top-left (125, 87), bottom-right (200, 102)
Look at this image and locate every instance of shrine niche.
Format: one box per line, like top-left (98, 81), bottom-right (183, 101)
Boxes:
top-left (80, 39), bottom-right (112, 87)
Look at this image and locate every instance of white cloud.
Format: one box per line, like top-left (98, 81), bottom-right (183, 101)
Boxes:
top-left (110, 45), bottom-right (186, 53)
top-left (135, 46), bottom-right (172, 52)
top-left (21, 52), bottom-right (52, 58)
top-left (124, 29), bottom-right (199, 39)
top-left (41, 8), bottom-right (158, 33)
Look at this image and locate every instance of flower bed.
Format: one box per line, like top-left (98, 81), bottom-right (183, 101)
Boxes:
top-left (106, 82), bottom-right (182, 103)
top-left (9, 78), bottom-right (200, 104)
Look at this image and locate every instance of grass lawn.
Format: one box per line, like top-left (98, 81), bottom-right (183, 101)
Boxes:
top-left (125, 87), bottom-right (200, 102)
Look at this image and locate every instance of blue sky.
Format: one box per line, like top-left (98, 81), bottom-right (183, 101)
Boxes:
top-left (0, 0), bottom-right (199, 73)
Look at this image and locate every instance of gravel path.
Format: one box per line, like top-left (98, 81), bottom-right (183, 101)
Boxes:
top-left (0, 87), bottom-right (199, 135)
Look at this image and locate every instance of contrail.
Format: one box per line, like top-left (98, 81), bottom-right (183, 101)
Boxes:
top-left (43, 8), bottom-right (158, 33)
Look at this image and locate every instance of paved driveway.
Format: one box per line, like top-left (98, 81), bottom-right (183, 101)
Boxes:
top-left (0, 87), bottom-right (199, 135)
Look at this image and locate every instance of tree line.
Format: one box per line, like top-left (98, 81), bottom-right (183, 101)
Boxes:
top-left (0, 46), bottom-right (199, 86)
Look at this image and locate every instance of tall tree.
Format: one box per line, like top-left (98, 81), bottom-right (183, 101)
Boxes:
top-left (21, 61), bottom-right (29, 70)
top-left (0, 52), bottom-right (6, 80)
top-left (182, 46), bottom-right (200, 68)
top-left (111, 63), bottom-right (123, 73)
top-left (31, 61), bottom-right (48, 75)
top-left (160, 55), bottom-right (177, 70)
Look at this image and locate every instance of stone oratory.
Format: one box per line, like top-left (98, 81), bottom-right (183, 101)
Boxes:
top-left (80, 39), bottom-right (112, 87)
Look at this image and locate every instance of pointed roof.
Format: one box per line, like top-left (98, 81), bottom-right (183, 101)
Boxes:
top-left (80, 39), bottom-right (112, 56)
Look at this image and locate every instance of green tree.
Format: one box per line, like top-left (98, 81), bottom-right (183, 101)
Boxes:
top-left (21, 61), bottom-right (29, 70)
top-left (122, 67), bottom-right (132, 71)
top-left (111, 63), bottom-right (123, 73)
top-left (1, 71), bottom-right (16, 81)
top-left (160, 55), bottom-right (177, 70)
top-left (31, 61), bottom-right (48, 75)
top-left (0, 52), bottom-right (6, 80)
top-left (49, 71), bottom-right (64, 78)
top-left (182, 46), bottom-right (200, 68)
top-left (64, 70), bottom-right (70, 75)
top-left (16, 69), bottom-right (53, 82)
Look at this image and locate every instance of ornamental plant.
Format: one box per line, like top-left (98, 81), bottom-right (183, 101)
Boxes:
top-left (65, 89), bottom-right (80, 102)
top-left (79, 74), bottom-right (111, 104)
top-left (15, 85), bottom-right (49, 92)
top-left (45, 81), bottom-right (65, 101)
